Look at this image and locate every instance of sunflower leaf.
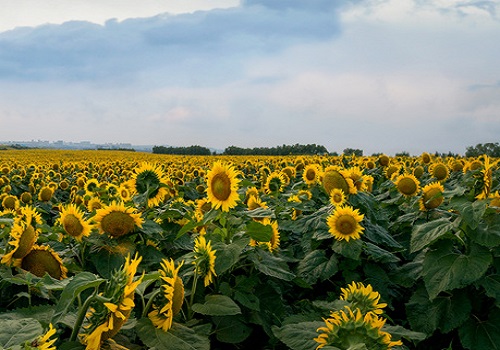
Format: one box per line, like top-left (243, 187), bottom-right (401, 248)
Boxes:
top-left (245, 220), bottom-right (273, 242)
top-left (192, 294), bottom-right (241, 316)
top-left (272, 321), bottom-right (325, 350)
top-left (458, 310), bottom-right (500, 350)
top-left (410, 217), bottom-right (456, 253)
top-left (0, 318), bottom-right (42, 348)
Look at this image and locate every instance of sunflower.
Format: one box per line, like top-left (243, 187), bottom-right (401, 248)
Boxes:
top-left (57, 203), bottom-right (92, 241)
top-left (421, 152), bottom-right (432, 164)
top-left (87, 197), bottom-right (103, 212)
top-left (383, 164), bottom-right (400, 180)
top-left (148, 258), bottom-right (185, 332)
top-left (327, 205), bottom-right (364, 242)
top-left (302, 164), bottom-right (320, 185)
top-left (378, 154), bottom-right (390, 167)
top-left (430, 162), bottom-right (449, 182)
top-left (419, 182), bottom-right (445, 211)
top-left (32, 323), bottom-right (57, 350)
top-left (1, 194), bottom-right (19, 210)
top-left (20, 191), bottom-right (33, 204)
top-left (413, 166), bottom-right (424, 179)
top-left (489, 191), bottom-right (500, 211)
top-left (394, 173), bottom-right (420, 197)
top-left (245, 186), bottom-right (260, 203)
top-left (476, 155), bottom-right (497, 200)
top-left (117, 184), bottom-right (132, 202)
top-left (247, 195), bottom-right (268, 211)
top-left (193, 235), bottom-right (217, 287)
top-left (38, 186), bottom-right (54, 202)
top-left (82, 254), bottom-right (143, 349)
top-left (315, 307), bottom-right (402, 350)
top-left (131, 162), bottom-right (169, 207)
top-left (94, 201), bottom-right (143, 237)
top-left (340, 282), bottom-right (387, 315)
top-left (206, 161), bottom-right (240, 211)
top-left (344, 167), bottom-right (366, 193)
top-left (329, 189), bottom-right (346, 207)
top-left (84, 178), bottom-right (101, 196)
top-left (17, 244), bottom-right (67, 280)
top-left (249, 217), bottom-right (280, 252)
top-left (262, 171), bottom-right (286, 194)
top-left (195, 197), bottom-right (212, 222)
top-left (322, 166), bottom-right (354, 197)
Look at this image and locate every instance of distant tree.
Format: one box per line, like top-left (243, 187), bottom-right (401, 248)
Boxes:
top-left (223, 144), bottom-right (328, 155)
top-left (395, 151), bottom-right (410, 157)
top-left (343, 148), bottom-right (363, 156)
top-left (465, 142), bottom-right (500, 157)
top-left (152, 145), bottom-right (211, 155)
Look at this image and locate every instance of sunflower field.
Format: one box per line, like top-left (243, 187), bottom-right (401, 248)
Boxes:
top-left (0, 149), bottom-right (499, 350)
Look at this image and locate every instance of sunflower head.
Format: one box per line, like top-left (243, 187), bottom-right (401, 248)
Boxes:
top-left (264, 172), bottom-right (286, 194)
top-left (327, 205), bottom-right (364, 242)
top-left (94, 201), bottom-right (143, 238)
top-left (378, 155), bottom-right (390, 167)
top-left (419, 182), bottom-right (444, 211)
top-left (394, 174), bottom-right (420, 197)
top-left (206, 161), bottom-right (240, 212)
top-left (430, 163), bottom-right (449, 181)
top-left (18, 244), bottom-right (67, 280)
top-left (322, 167), bottom-right (351, 197)
top-left (340, 282), bottom-right (387, 315)
top-left (412, 166), bottom-right (424, 179)
top-left (38, 186), bottom-right (54, 202)
top-left (58, 203), bottom-right (92, 241)
top-left (421, 152), bottom-right (432, 164)
top-left (329, 188), bottom-right (346, 207)
top-left (133, 162), bottom-right (168, 207)
top-left (193, 235), bottom-right (217, 287)
top-left (249, 217), bottom-right (280, 252)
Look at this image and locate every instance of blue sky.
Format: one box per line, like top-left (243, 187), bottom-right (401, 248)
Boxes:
top-left (1, 0), bottom-right (499, 155)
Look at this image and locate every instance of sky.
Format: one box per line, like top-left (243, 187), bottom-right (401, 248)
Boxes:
top-left (1, 0), bottom-right (499, 155)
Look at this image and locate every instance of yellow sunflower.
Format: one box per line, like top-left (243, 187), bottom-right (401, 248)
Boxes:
top-left (1, 194), bottom-right (19, 210)
top-left (303, 164), bottom-right (320, 186)
top-left (82, 254), bottom-right (143, 349)
top-left (16, 244), bottom-right (67, 280)
top-left (32, 323), bottom-right (57, 350)
top-left (340, 282), bottom-right (387, 315)
top-left (94, 201), bottom-right (143, 237)
top-left (344, 167), bottom-right (366, 193)
top-left (327, 205), bottom-right (364, 242)
top-left (476, 155), bottom-right (497, 200)
top-left (131, 162), bottom-right (169, 207)
top-left (206, 161), bottom-right (240, 211)
top-left (429, 162), bottom-right (449, 182)
top-left (329, 188), bottom-right (346, 207)
top-left (57, 203), bottom-right (93, 241)
top-left (264, 171), bottom-right (287, 195)
top-left (148, 258), bottom-right (185, 332)
top-left (322, 166), bottom-right (354, 197)
top-left (419, 182), bottom-right (445, 211)
top-left (315, 306), bottom-right (402, 350)
top-left (247, 195), bottom-right (268, 211)
top-left (38, 186), bottom-right (54, 202)
top-left (249, 217), bottom-right (280, 252)
top-left (193, 235), bottom-right (217, 287)
top-left (394, 173), bottom-right (420, 197)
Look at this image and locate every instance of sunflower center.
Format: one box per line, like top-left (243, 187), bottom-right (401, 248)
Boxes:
top-left (323, 171), bottom-right (349, 196)
top-left (332, 193), bottom-right (343, 204)
top-left (433, 164), bottom-right (448, 180)
top-left (423, 188), bottom-right (443, 209)
top-left (397, 177), bottom-right (418, 195)
top-left (305, 169), bottom-right (316, 181)
top-left (3, 196), bottom-right (16, 209)
top-left (336, 215), bottom-right (357, 236)
top-left (13, 225), bottom-right (37, 259)
top-left (63, 214), bottom-right (84, 237)
top-left (21, 249), bottom-right (63, 279)
top-left (101, 211), bottom-right (136, 237)
top-left (39, 188), bottom-right (53, 201)
top-left (211, 173), bottom-right (231, 201)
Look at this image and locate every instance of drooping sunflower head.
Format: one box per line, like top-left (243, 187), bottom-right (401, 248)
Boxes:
top-left (38, 186), bottom-right (54, 202)
top-left (57, 203), bottom-right (92, 241)
top-left (329, 188), bottom-right (346, 207)
top-left (303, 164), bottom-right (320, 186)
top-left (17, 244), bottom-right (67, 280)
top-left (430, 162), bottom-right (449, 182)
top-left (148, 258), bottom-right (185, 332)
top-left (132, 162), bottom-right (168, 207)
top-left (327, 205), bottom-right (364, 242)
top-left (412, 166), bottom-right (424, 179)
top-left (322, 166), bottom-right (352, 197)
top-left (421, 152), bottom-right (432, 164)
top-left (94, 201), bottom-right (143, 238)
top-left (419, 182), bottom-right (445, 211)
top-left (383, 164), bottom-right (401, 180)
top-left (32, 323), bottom-right (57, 350)
top-left (394, 174), bottom-right (420, 197)
top-left (340, 282), bottom-right (387, 315)
top-left (206, 161), bottom-right (240, 212)
top-left (193, 235), bottom-right (217, 287)
top-left (378, 154), bottom-right (390, 167)
top-left (1, 222), bottom-right (38, 265)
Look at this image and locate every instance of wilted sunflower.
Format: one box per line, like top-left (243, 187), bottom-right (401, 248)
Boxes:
top-left (394, 174), bottom-right (420, 197)
top-left (94, 201), bottom-right (143, 237)
top-left (148, 258), bottom-right (185, 332)
top-left (193, 235), bottom-right (217, 287)
top-left (419, 182), bottom-right (445, 211)
top-left (327, 205), bottom-right (364, 242)
top-left (329, 188), bottom-right (346, 207)
top-left (57, 203), bottom-right (92, 241)
top-left (315, 307), bottom-right (402, 350)
top-left (82, 254), bottom-right (143, 350)
top-left (249, 217), bottom-right (280, 252)
top-left (340, 282), bottom-right (387, 315)
top-left (17, 244), bottom-right (67, 280)
top-left (132, 162), bottom-right (169, 207)
top-left (32, 323), bottom-right (57, 350)
top-left (206, 161), bottom-right (240, 211)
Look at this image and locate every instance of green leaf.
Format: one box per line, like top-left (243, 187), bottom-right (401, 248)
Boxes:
top-left (249, 249), bottom-right (295, 281)
top-left (459, 200), bottom-right (487, 230)
top-left (0, 318), bottom-right (42, 347)
top-left (51, 272), bottom-right (105, 325)
top-left (459, 309), bottom-right (500, 350)
top-left (136, 318), bottom-right (210, 350)
top-left (363, 220), bottom-right (402, 249)
top-left (466, 210), bottom-right (500, 248)
top-left (272, 321), bottom-right (325, 350)
top-left (246, 220), bottom-right (273, 242)
top-left (0, 305), bottom-right (54, 327)
top-left (382, 325), bottom-right (427, 343)
top-left (89, 249), bottom-right (126, 279)
top-left (406, 286), bottom-right (471, 335)
top-left (423, 241), bottom-right (492, 300)
top-left (212, 315), bottom-right (252, 344)
top-left (332, 239), bottom-right (362, 260)
top-left (192, 295), bottom-right (241, 316)
top-left (410, 218), bottom-right (455, 253)
top-left (297, 250), bottom-right (338, 285)
top-left (58, 342), bottom-right (86, 350)
top-left (363, 242), bottom-right (400, 263)
top-left (477, 274), bottom-right (500, 307)
top-left (234, 290), bottom-right (260, 311)
top-left (213, 242), bottom-right (243, 275)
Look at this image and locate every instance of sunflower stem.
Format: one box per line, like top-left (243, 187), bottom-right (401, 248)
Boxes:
top-left (187, 272), bottom-right (199, 320)
top-left (70, 288), bottom-right (98, 342)
top-left (142, 289), bottom-right (161, 318)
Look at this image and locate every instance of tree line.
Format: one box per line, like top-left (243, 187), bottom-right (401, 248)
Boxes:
top-left (223, 144), bottom-right (328, 155)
